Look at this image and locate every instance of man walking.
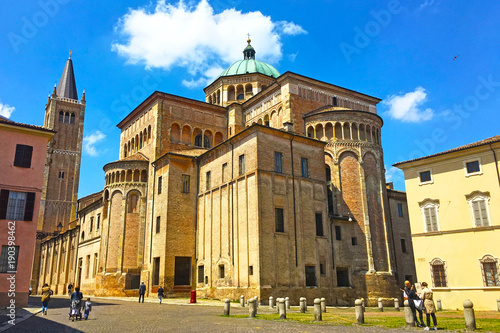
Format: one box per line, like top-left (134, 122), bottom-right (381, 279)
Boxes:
top-left (139, 281), bottom-right (146, 303)
top-left (158, 286), bottom-right (164, 304)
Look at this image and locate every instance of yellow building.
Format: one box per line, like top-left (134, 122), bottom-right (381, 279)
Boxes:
top-left (395, 136), bottom-right (500, 310)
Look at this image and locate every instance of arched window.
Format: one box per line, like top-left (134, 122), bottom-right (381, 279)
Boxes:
top-left (127, 193), bottom-right (139, 214)
top-left (81, 231), bottom-right (85, 241)
top-left (148, 125), bottom-right (152, 141)
top-left (70, 113), bottom-right (75, 124)
top-left (480, 255), bottom-right (500, 286)
top-left (227, 86), bottom-right (235, 101)
top-left (194, 134), bottom-right (211, 148)
top-left (59, 111), bottom-right (64, 123)
top-left (64, 112), bottom-right (70, 123)
top-left (236, 85), bottom-right (244, 100)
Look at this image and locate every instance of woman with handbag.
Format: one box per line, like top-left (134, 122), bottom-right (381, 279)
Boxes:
top-left (402, 280), bottom-right (424, 328)
top-left (420, 282), bottom-right (438, 330)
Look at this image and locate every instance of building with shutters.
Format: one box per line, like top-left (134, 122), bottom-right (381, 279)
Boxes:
top-left (0, 116), bottom-right (54, 307)
top-left (395, 135), bottom-right (500, 310)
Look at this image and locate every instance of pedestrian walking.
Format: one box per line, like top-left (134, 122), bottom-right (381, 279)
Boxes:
top-left (28, 286), bottom-right (32, 296)
top-left (83, 298), bottom-right (92, 320)
top-left (420, 282), bottom-right (438, 330)
top-left (41, 283), bottom-right (53, 315)
top-left (402, 280), bottom-right (424, 327)
top-left (68, 282), bottom-right (73, 296)
top-left (70, 287), bottom-right (84, 321)
top-left (158, 286), bottom-right (164, 304)
top-left (139, 281), bottom-right (146, 303)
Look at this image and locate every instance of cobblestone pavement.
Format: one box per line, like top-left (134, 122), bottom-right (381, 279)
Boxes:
top-left (4, 296), bottom-right (441, 333)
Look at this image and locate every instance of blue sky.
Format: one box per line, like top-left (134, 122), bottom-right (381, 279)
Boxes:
top-left (1, 0), bottom-right (499, 197)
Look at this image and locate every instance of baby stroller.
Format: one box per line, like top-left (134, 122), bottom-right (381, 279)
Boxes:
top-left (69, 298), bottom-right (82, 321)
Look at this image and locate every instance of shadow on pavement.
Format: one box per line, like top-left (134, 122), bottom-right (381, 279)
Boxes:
top-left (8, 315), bottom-right (84, 333)
top-left (28, 296), bottom-right (117, 311)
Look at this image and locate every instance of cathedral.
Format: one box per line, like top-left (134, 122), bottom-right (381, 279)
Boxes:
top-left (37, 40), bottom-right (416, 306)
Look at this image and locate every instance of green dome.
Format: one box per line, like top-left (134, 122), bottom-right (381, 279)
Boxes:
top-left (218, 59), bottom-right (280, 78)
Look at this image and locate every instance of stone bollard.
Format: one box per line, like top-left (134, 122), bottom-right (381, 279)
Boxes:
top-left (300, 297), bottom-right (307, 313)
top-left (361, 298), bottom-right (365, 312)
top-left (321, 297), bottom-right (326, 313)
top-left (269, 296), bottom-right (274, 308)
top-left (497, 299), bottom-right (500, 312)
top-left (314, 298), bottom-right (322, 321)
top-left (463, 299), bottom-right (476, 331)
top-left (240, 295), bottom-right (245, 307)
top-left (404, 300), bottom-right (415, 328)
top-left (285, 297), bottom-right (290, 310)
top-left (255, 296), bottom-right (259, 308)
top-left (278, 298), bottom-right (286, 319)
top-left (224, 299), bottom-right (231, 316)
top-left (394, 298), bottom-right (400, 311)
top-left (249, 298), bottom-right (257, 318)
top-left (378, 298), bottom-right (384, 312)
top-left (436, 299), bottom-right (442, 311)
top-left (355, 299), bottom-right (364, 324)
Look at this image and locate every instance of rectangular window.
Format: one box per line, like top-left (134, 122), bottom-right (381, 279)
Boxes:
top-left (219, 264), bottom-right (225, 278)
top-left (93, 253), bottom-right (98, 277)
top-left (336, 268), bottom-right (349, 287)
top-left (419, 170), bottom-right (432, 183)
top-left (239, 154), bottom-right (245, 176)
top-left (274, 152), bottom-right (283, 173)
top-left (400, 238), bottom-right (407, 253)
top-left (319, 263), bottom-right (326, 276)
top-left (86, 255), bottom-right (91, 279)
top-left (482, 262), bottom-right (500, 286)
top-left (431, 264), bottom-right (447, 287)
top-left (58, 171), bottom-right (65, 179)
top-left (335, 225), bottom-right (341, 240)
top-left (90, 217), bottom-right (94, 232)
top-left (222, 163), bottom-right (227, 183)
top-left (351, 237), bottom-right (358, 246)
top-left (305, 266), bottom-right (317, 287)
top-left (198, 265), bottom-right (205, 283)
top-left (466, 160), bottom-right (480, 174)
top-left (13, 144), bottom-right (33, 168)
top-left (0, 245), bottom-right (20, 273)
top-left (97, 214), bottom-right (100, 230)
top-left (397, 203), bottom-right (404, 217)
top-left (275, 208), bottom-right (284, 233)
top-left (301, 158), bottom-right (309, 178)
top-left (156, 216), bottom-right (161, 234)
top-left (424, 207), bottom-right (439, 232)
top-left (153, 257), bottom-right (160, 286)
top-left (249, 265), bottom-right (254, 276)
top-left (206, 171), bottom-right (211, 191)
top-left (0, 190), bottom-right (35, 221)
top-left (158, 176), bottom-right (162, 194)
top-left (182, 175), bottom-right (190, 193)
top-left (315, 213), bottom-right (324, 237)
top-left (472, 200), bottom-right (489, 227)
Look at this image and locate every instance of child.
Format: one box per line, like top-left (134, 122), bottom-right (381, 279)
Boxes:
top-left (83, 298), bottom-right (92, 320)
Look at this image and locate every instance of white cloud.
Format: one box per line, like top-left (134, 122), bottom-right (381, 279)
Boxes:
top-left (385, 165), bottom-right (404, 183)
top-left (383, 87), bottom-right (434, 123)
top-left (83, 131), bottom-right (106, 157)
top-left (112, 0), bottom-right (306, 88)
top-left (0, 101), bottom-right (15, 118)
top-left (288, 52), bottom-right (298, 62)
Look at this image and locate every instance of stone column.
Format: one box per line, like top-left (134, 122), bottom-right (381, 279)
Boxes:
top-left (404, 300), bottom-right (415, 328)
top-left (300, 297), bottom-right (307, 313)
top-left (355, 299), bottom-right (364, 324)
top-left (463, 299), bottom-right (476, 331)
top-left (394, 298), bottom-right (400, 311)
top-left (223, 299), bottom-right (231, 316)
top-left (240, 295), bottom-right (245, 307)
top-left (378, 298), bottom-right (384, 312)
top-left (436, 299), bottom-right (442, 311)
top-left (321, 297), bottom-right (326, 313)
top-left (278, 298), bottom-right (286, 319)
top-left (285, 297), bottom-right (290, 310)
top-left (314, 298), bottom-right (322, 321)
top-left (269, 296), bottom-right (274, 308)
top-left (249, 298), bottom-right (257, 318)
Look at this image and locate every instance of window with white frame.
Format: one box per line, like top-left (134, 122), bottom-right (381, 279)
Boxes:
top-left (418, 169), bottom-right (433, 185)
top-left (419, 199), bottom-right (440, 232)
top-left (429, 258), bottom-right (447, 287)
top-left (479, 255), bottom-right (500, 287)
top-left (466, 191), bottom-right (490, 227)
top-left (464, 158), bottom-right (482, 176)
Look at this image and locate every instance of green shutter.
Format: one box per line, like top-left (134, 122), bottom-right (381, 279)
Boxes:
top-left (23, 192), bottom-right (36, 221)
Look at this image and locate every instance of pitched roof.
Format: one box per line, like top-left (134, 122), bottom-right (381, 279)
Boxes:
top-left (0, 116), bottom-right (55, 134)
top-left (56, 56), bottom-right (78, 100)
top-left (394, 135), bottom-right (500, 166)
top-left (121, 152), bottom-right (149, 162)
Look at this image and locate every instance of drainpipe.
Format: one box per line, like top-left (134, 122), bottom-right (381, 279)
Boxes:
top-left (290, 135), bottom-right (298, 267)
top-left (489, 143), bottom-right (500, 189)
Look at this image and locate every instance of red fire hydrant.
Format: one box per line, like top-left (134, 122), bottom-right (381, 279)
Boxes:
top-left (190, 290), bottom-right (196, 303)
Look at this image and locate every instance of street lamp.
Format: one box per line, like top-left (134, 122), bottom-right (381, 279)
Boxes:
top-left (57, 222), bottom-right (63, 233)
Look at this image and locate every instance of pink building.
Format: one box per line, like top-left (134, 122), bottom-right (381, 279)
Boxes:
top-left (0, 116), bottom-right (54, 308)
